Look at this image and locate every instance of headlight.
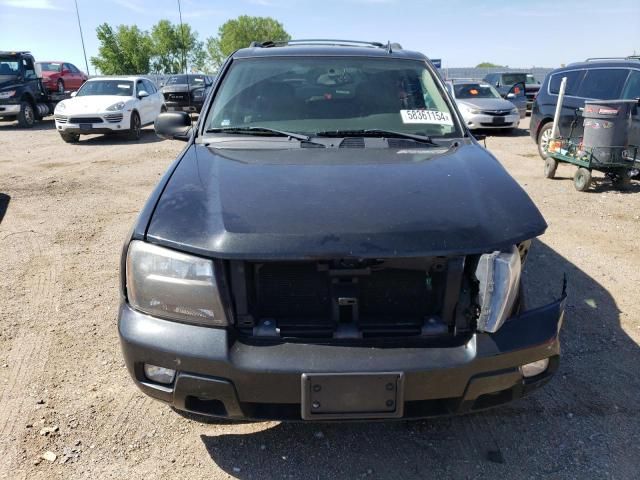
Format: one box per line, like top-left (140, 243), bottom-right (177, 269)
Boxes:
top-left (192, 88), bottom-right (204, 99)
top-left (510, 108), bottom-right (519, 115)
top-left (126, 241), bottom-right (227, 326)
top-left (474, 245), bottom-right (521, 333)
top-left (106, 101), bottom-right (126, 111)
top-left (0, 90), bottom-right (16, 99)
top-left (55, 101), bottom-right (66, 112)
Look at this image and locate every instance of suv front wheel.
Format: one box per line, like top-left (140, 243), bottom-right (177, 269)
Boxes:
top-left (537, 122), bottom-right (553, 160)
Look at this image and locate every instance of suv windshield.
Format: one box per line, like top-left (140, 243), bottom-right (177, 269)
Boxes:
top-left (526, 74), bottom-right (537, 85)
top-left (454, 83), bottom-right (501, 99)
top-left (166, 75), bottom-right (205, 85)
top-left (501, 73), bottom-right (526, 86)
top-left (0, 57), bottom-right (20, 78)
top-left (205, 57), bottom-right (460, 138)
top-left (76, 80), bottom-right (133, 97)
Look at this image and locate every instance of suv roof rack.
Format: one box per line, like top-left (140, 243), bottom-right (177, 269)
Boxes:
top-left (249, 39), bottom-right (403, 52)
top-left (585, 55), bottom-right (640, 62)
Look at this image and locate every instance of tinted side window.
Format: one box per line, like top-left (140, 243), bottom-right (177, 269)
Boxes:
top-left (622, 70), bottom-right (640, 100)
top-left (576, 68), bottom-right (629, 100)
top-left (143, 79), bottom-right (156, 93)
top-left (69, 64), bottom-right (80, 73)
top-left (549, 70), bottom-right (584, 95)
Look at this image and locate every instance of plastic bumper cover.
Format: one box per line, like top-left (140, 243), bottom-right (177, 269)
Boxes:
top-left (119, 294), bottom-right (566, 420)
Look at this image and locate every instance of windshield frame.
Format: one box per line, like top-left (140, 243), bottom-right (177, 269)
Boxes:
top-left (197, 55), bottom-right (466, 142)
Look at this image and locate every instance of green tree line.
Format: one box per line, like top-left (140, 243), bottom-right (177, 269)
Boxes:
top-left (91, 15), bottom-right (289, 75)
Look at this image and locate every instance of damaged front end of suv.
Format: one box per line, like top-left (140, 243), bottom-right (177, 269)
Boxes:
top-left (118, 41), bottom-right (566, 421)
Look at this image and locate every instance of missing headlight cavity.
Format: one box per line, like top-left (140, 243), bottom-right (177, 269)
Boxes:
top-left (227, 256), bottom-right (478, 342)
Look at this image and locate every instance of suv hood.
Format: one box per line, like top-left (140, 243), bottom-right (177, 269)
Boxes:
top-left (146, 143), bottom-right (547, 259)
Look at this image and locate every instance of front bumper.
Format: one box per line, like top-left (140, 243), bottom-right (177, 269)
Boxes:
top-left (119, 293), bottom-right (566, 421)
top-left (463, 113), bottom-right (520, 130)
top-left (55, 111), bottom-right (131, 134)
top-left (0, 103), bottom-right (21, 116)
top-left (164, 100), bottom-right (203, 113)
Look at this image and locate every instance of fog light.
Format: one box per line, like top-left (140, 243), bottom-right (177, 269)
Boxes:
top-left (521, 358), bottom-right (549, 378)
top-left (144, 364), bottom-right (176, 385)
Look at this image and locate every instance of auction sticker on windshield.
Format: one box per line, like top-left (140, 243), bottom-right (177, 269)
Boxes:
top-left (400, 110), bottom-right (453, 125)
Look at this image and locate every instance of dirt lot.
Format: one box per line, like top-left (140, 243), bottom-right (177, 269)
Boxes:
top-left (0, 118), bottom-right (639, 479)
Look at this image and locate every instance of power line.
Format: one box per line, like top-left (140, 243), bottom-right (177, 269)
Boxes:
top-left (74, 0), bottom-right (90, 75)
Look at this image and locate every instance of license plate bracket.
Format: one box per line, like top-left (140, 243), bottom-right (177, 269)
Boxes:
top-left (79, 123), bottom-right (92, 131)
top-left (492, 116), bottom-right (506, 125)
top-left (301, 372), bottom-right (404, 420)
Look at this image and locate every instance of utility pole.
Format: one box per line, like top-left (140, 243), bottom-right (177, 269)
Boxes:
top-left (74, 0), bottom-right (90, 75)
top-left (177, 0), bottom-right (188, 74)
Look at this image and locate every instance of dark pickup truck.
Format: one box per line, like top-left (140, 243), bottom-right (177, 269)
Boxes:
top-left (0, 51), bottom-right (68, 127)
top-left (160, 74), bottom-right (214, 113)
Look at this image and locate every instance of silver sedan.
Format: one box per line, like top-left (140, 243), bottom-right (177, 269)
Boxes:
top-left (446, 81), bottom-right (521, 130)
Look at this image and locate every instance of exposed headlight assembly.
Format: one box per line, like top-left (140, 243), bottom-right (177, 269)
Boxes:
top-left (192, 88), bottom-right (205, 99)
top-left (106, 101), bottom-right (126, 111)
top-left (126, 241), bottom-right (227, 326)
top-left (474, 245), bottom-right (521, 333)
top-left (0, 90), bottom-right (16, 99)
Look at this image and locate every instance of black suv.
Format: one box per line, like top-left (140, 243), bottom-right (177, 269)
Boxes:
top-left (119, 40), bottom-right (566, 422)
top-left (530, 57), bottom-right (640, 159)
top-left (161, 74), bottom-right (214, 113)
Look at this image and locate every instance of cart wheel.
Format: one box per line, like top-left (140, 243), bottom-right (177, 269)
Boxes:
top-left (612, 169), bottom-right (632, 190)
top-left (573, 168), bottom-right (592, 191)
top-left (544, 157), bottom-right (558, 179)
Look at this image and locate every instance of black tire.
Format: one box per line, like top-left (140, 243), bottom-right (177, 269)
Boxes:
top-left (17, 101), bottom-right (35, 128)
top-left (57, 79), bottom-right (64, 94)
top-left (544, 157), bottom-right (558, 179)
top-left (612, 169), bottom-right (632, 190)
top-left (60, 132), bottom-right (79, 143)
top-left (573, 168), bottom-right (592, 192)
top-left (537, 122), bottom-right (553, 160)
top-left (127, 111), bottom-right (141, 141)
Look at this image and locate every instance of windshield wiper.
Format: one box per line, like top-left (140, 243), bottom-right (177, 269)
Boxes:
top-left (314, 129), bottom-right (438, 145)
top-left (205, 126), bottom-right (311, 142)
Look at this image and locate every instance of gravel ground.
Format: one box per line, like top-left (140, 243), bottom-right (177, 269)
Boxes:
top-left (0, 118), bottom-right (639, 479)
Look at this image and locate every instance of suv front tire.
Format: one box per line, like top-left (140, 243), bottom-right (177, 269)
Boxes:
top-left (537, 122), bottom-right (553, 160)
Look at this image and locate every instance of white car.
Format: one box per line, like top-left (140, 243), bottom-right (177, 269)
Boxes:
top-left (54, 76), bottom-right (165, 143)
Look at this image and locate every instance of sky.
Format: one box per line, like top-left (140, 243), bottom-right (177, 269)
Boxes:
top-left (1, 0), bottom-right (639, 74)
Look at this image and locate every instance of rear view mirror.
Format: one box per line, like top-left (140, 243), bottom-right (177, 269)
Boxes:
top-left (155, 112), bottom-right (192, 141)
top-left (70, 91), bottom-right (77, 97)
top-left (138, 90), bottom-right (149, 99)
top-left (506, 93), bottom-right (515, 99)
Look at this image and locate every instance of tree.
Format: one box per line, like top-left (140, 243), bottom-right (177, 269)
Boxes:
top-left (475, 62), bottom-right (505, 68)
top-left (91, 23), bottom-right (153, 74)
top-left (206, 16), bottom-right (290, 69)
top-left (150, 20), bottom-right (206, 74)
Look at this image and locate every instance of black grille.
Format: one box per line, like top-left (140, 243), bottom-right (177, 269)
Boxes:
top-left (68, 117), bottom-right (103, 124)
top-left (241, 260), bottom-right (446, 340)
top-left (481, 110), bottom-right (510, 116)
top-left (165, 92), bottom-right (186, 101)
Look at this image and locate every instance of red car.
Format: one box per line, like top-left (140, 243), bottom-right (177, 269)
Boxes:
top-left (35, 61), bottom-right (87, 93)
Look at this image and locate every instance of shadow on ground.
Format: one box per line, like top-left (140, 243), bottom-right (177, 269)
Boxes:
top-left (0, 193), bottom-right (9, 225)
top-left (0, 117), bottom-right (55, 131)
top-left (74, 128), bottom-right (164, 146)
top-left (199, 240), bottom-right (640, 479)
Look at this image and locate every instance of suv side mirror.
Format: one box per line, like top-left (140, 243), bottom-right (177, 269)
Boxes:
top-left (155, 112), bottom-right (192, 141)
top-left (138, 90), bottom-right (149, 99)
top-left (70, 91), bottom-right (77, 97)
